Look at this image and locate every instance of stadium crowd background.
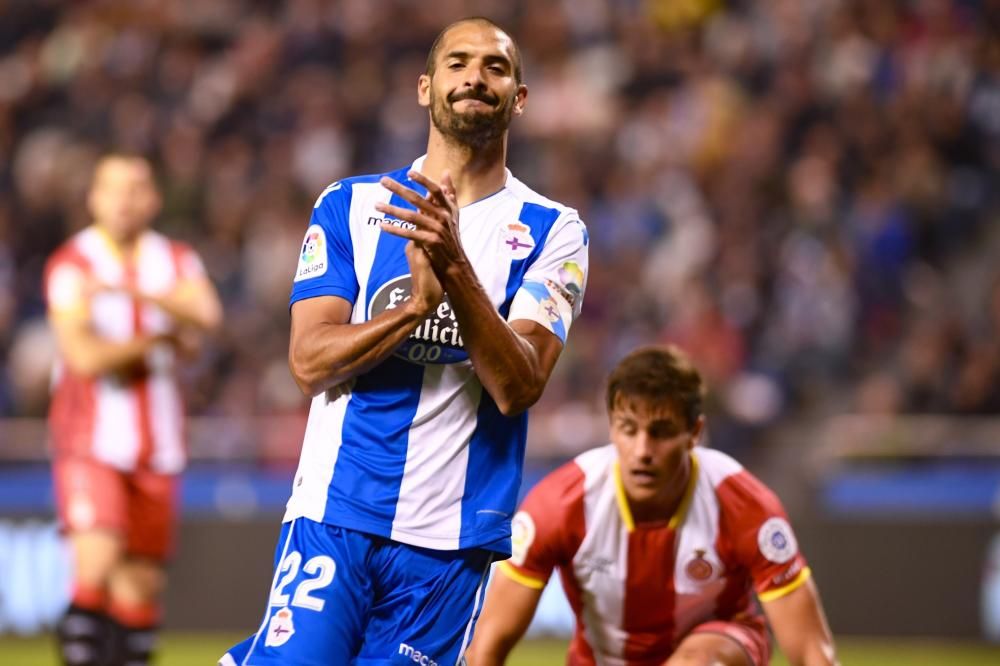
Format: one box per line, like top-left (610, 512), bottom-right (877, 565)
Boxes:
top-left (0, 0), bottom-right (997, 462)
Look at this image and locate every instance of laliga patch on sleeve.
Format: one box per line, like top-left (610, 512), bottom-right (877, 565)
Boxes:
top-left (510, 511), bottom-right (536, 567)
top-left (294, 224), bottom-right (328, 282)
top-left (757, 517), bottom-right (798, 564)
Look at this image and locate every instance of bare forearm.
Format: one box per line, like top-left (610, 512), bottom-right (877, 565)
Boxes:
top-left (442, 263), bottom-right (542, 415)
top-left (467, 641), bottom-right (516, 666)
top-left (63, 335), bottom-right (156, 378)
top-left (768, 582), bottom-right (838, 666)
top-left (142, 283), bottom-right (222, 332)
top-left (787, 641), bottom-right (839, 666)
top-left (289, 305), bottom-right (427, 396)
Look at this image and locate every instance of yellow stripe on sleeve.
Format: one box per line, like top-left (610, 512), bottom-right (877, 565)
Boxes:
top-left (49, 303), bottom-right (89, 322)
top-left (757, 566), bottom-right (812, 603)
top-left (498, 562), bottom-right (546, 590)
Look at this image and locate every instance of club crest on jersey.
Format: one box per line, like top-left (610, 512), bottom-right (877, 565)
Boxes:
top-left (757, 517), bottom-right (797, 564)
top-left (501, 222), bottom-right (535, 260)
top-left (510, 511), bottom-right (536, 567)
top-left (368, 275), bottom-right (468, 364)
top-left (540, 297), bottom-right (561, 323)
top-left (264, 608), bottom-right (295, 647)
top-left (294, 225), bottom-right (327, 282)
top-left (684, 549), bottom-right (716, 583)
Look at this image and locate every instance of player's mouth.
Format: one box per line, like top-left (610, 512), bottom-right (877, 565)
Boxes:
top-left (456, 99), bottom-right (492, 110)
top-left (629, 469), bottom-right (659, 486)
top-left (448, 91), bottom-right (498, 108)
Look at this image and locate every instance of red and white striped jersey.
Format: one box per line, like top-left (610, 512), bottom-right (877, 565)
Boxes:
top-left (44, 226), bottom-right (207, 473)
top-left (502, 445), bottom-right (810, 666)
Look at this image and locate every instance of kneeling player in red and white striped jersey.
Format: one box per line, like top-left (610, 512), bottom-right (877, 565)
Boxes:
top-left (468, 345), bottom-right (838, 666)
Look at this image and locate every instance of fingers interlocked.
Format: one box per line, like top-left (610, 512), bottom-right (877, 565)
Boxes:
top-left (375, 171), bottom-right (460, 262)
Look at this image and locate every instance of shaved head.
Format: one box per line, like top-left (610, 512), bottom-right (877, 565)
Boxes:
top-left (426, 17), bottom-right (523, 84)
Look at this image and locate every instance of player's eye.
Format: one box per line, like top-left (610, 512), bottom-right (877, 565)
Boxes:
top-left (448, 62), bottom-right (464, 70)
top-left (649, 422), bottom-right (682, 439)
top-left (487, 65), bottom-right (505, 74)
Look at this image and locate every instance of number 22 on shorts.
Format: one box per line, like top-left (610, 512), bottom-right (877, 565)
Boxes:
top-left (269, 551), bottom-right (337, 611)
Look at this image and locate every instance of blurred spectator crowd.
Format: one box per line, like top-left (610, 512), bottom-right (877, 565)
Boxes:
top-left (0, 0), bottom-right (997, 458)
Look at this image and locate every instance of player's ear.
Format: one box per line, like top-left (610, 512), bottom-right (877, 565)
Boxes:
top-left (512, 83), bottom-right (528, 116)
top-left (418, 73), bottom-right (431, 108)
top-left (149, 187), bottom-right (164, 220)
top-left (687, 416), bottom-right (705, 448)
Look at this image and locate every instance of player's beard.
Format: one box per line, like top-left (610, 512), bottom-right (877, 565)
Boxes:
top-left (430, 87), bottom-right (515, 150)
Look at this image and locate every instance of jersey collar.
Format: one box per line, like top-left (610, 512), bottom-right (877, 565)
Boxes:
top-left (614, 451), bottom-right (701, 533)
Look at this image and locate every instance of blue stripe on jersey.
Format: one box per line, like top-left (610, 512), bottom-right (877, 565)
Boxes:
top-left (458, 203), bottom-right (560, 554)
top-left (363, 169), bottom-right (417, 315)
top-left (459, 391), bottom-right (526, 554)
top-left (289, 173), bottom-right (385, 309)
top-left (289, 182), bottom-right (359, 307)
top-left (327, 356), bottom-right (425, 531)
top-left (498, 203), bottom-right (562, 318)
top-left (326, 169), bottom-right (427, 532)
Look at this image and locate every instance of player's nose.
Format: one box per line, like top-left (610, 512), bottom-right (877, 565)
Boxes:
top-left (462, 65), bottom-right (487, 88)
top-left (633, 431), bottom-right (654, 459)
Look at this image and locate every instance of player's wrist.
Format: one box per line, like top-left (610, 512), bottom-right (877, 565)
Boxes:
top-left (402, 295), bottom-right (436, 318)
top-left (440, 255), bottom-right (473, 285)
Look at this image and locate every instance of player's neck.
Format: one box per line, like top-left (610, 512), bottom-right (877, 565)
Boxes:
top-left (95, 223), bottom-right (142, 258)
top-left (629, 462), bottom-right (691, 526)
top-left (422, 131), bottom-right (508, 207)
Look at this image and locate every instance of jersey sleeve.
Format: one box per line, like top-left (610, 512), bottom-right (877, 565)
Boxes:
top-left (289, 181), bottom-right (358, 307)
top-left (506, 213), bottom-right (588, 344)
top-left (717, 471), bottom-right (811, 603)
top-left (173, 242), bottom-right (207, 281)
top-left (44, 253), bottom-right (89, 321)
top-left (500, 461), bottom-right (585, 590)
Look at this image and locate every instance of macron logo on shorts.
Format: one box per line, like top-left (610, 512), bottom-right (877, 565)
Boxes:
top-left (398, 642), bottom-right (438, 665)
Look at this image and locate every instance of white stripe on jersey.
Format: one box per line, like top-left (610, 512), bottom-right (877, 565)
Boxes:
top-left (136, 232), bottom-right (179, 339)
top-left (92, 379), bottom-right (140, 469)
top-left (347, 182), bottom-right (391, 324)
top-left (148, 374), bottom-right (185, 471)
top-left (285, 391), bottom-right (352, 523)
top-left (80, 227), bottom-right (143, 469)
top-left (390, 364), bottom-right (482, 548)
top-left (573, 446), bottom-right (629, 665)
top-left (78, 229), bottom-right (132, 342)
top-left (671, 448), bottom-right (745, 639)
top-left (673, 449), bottom-right (742, 593)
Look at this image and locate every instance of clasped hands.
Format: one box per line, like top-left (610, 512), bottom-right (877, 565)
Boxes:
top-left (376, 170), bottom-right (466, 316)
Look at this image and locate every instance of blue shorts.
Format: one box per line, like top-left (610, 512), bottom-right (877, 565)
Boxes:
top-left (220, 518), bottom-right (494, 666)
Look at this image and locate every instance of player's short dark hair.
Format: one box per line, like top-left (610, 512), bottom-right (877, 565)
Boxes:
top-left (91, 152), bottom-right (157, 184)
top-left (606, 345), bottom-right (705, 430)
top-left (425, 17), bottom-right (523, 84)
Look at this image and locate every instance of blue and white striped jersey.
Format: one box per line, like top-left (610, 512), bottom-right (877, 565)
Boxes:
top-left (284, 156), bottom-right (589, 555)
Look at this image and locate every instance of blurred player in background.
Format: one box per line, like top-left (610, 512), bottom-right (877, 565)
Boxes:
top-left (45, 154), bottom-right (222, 666)
top-left (222, 16), bottom-right (588, 666)
top-left (468, 346), bottom-right (838, 666)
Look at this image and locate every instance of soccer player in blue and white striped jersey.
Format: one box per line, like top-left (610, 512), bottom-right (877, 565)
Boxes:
top-left (222, 17), bottom-right (589, 666)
